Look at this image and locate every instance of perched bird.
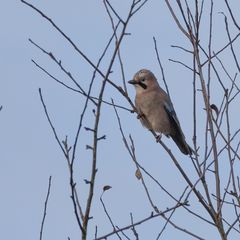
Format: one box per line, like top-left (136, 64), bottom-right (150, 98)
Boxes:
top-left (128, 69), bottom-right (193, 155)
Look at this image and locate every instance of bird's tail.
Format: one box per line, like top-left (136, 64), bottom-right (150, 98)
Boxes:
top-left (171, 134), bottom-right (193, 155)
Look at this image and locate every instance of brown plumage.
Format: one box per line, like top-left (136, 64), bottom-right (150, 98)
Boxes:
top-left (128, 69), bottom-right (192, 155)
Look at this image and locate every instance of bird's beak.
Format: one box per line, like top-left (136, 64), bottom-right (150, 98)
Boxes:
top-left (128, 79), bottom-right (137, 85)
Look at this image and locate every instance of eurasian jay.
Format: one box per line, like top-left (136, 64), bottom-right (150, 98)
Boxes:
top-left (128, 69), bottom-right (193, 155)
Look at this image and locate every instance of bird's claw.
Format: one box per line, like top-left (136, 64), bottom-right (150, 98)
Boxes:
top-left (137, 113), bottom-right (145, 119)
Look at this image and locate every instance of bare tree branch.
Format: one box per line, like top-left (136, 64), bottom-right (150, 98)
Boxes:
top-left (39, 176), bottom-right (52, 240)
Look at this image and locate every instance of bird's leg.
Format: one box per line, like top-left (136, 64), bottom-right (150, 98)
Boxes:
top-left (155, 133), bottom-right (162, 142)
top-left (137, 113), bottom-right (145, 119)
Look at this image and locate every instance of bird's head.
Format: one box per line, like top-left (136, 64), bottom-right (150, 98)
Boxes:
top-left (128, 69), bottom-right (159, 93)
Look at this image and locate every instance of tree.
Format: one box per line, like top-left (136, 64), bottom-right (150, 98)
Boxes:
top-left (21, 1), bottom-right (240, 239)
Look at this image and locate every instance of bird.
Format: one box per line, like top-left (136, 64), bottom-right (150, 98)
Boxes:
top-left (128, 69), bottom-right (193, 155)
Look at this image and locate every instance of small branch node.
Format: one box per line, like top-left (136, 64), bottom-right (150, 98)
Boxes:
top-left (97, 135), bottom-right (106, 141)
top-left (84, 179), bottom-right (92, 185)
top-left (86, 145), bottom-right (93, 150)
top-left (84, 127), bottom-right (96, 133)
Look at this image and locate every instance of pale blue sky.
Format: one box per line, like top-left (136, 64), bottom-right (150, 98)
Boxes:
top-left (1, 1), bottom-right (240, 240)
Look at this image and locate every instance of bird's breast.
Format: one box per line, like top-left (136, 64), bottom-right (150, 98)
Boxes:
top-left (135, 92), bottom-right (172, 135)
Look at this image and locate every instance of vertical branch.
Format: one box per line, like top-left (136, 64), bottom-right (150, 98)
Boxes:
top-left (223, 14), bottom-right (240, 72)
top-left (192, 49), bottom-right (199, 157)
top-left (225, 90), bottom-right (240, 207)
top-left (62, 137), bottom-right (85, 229)
top-left (104, 0), bottom-right (127, 93)
top-left (192, 19), bottom-right (225, 240)
top-left (165, 2), bottom-right (229, 239)
top-left (164, 0), bottom-right (190, 39)
top-left (82, 1), bottom-right (140, 238)
top-left (39, 89), bottom-right (85, 232)
top-left (153, 37), bottom-right (170, 97)
top-left (130, 213), bottom-right (139, 239)
top-left (207, 0), bottom-right (213, 100)
top-left (203, 0), bottom-right (213, 169)
top-left (39, 176), bottom-right (52, 240)
top-left (156, 187), bottom-right (188, 239)
top-left (70, 19), bottom-right (120, 166)
top-left (100, 192), bottom-right (122, 240)
top-left (191, 2), bottom-right (228, 239)
top-left (224, 0), bottom-right (240, 31)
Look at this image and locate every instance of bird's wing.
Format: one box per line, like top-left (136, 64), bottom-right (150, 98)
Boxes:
top-left (163, 101), bottom-right (185, 137)
top-left (164, 100), bottom-right (194, 155)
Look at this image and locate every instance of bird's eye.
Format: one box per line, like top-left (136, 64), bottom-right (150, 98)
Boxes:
top-left (141, 78), bottom-right (145, 82)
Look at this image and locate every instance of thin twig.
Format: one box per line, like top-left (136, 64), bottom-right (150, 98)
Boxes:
top-left (169, 58), bottom-right (198, 73)
top-left (95, 203), bottom-right (188, 240)
top-left (39, 176), bottom-right (52, 240)
top-left (38, 89), bottom-right (67, 158)
top-left (130, 213), bottom-right (139, 240)
top-left (100, 192), bottom-right (122, 240)
top-left (153, 37), bottom-right (171, 97)
top-left (164, 0), bottom-right (190, 39)
top-left (156, 187), bottom-right (188, 239)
